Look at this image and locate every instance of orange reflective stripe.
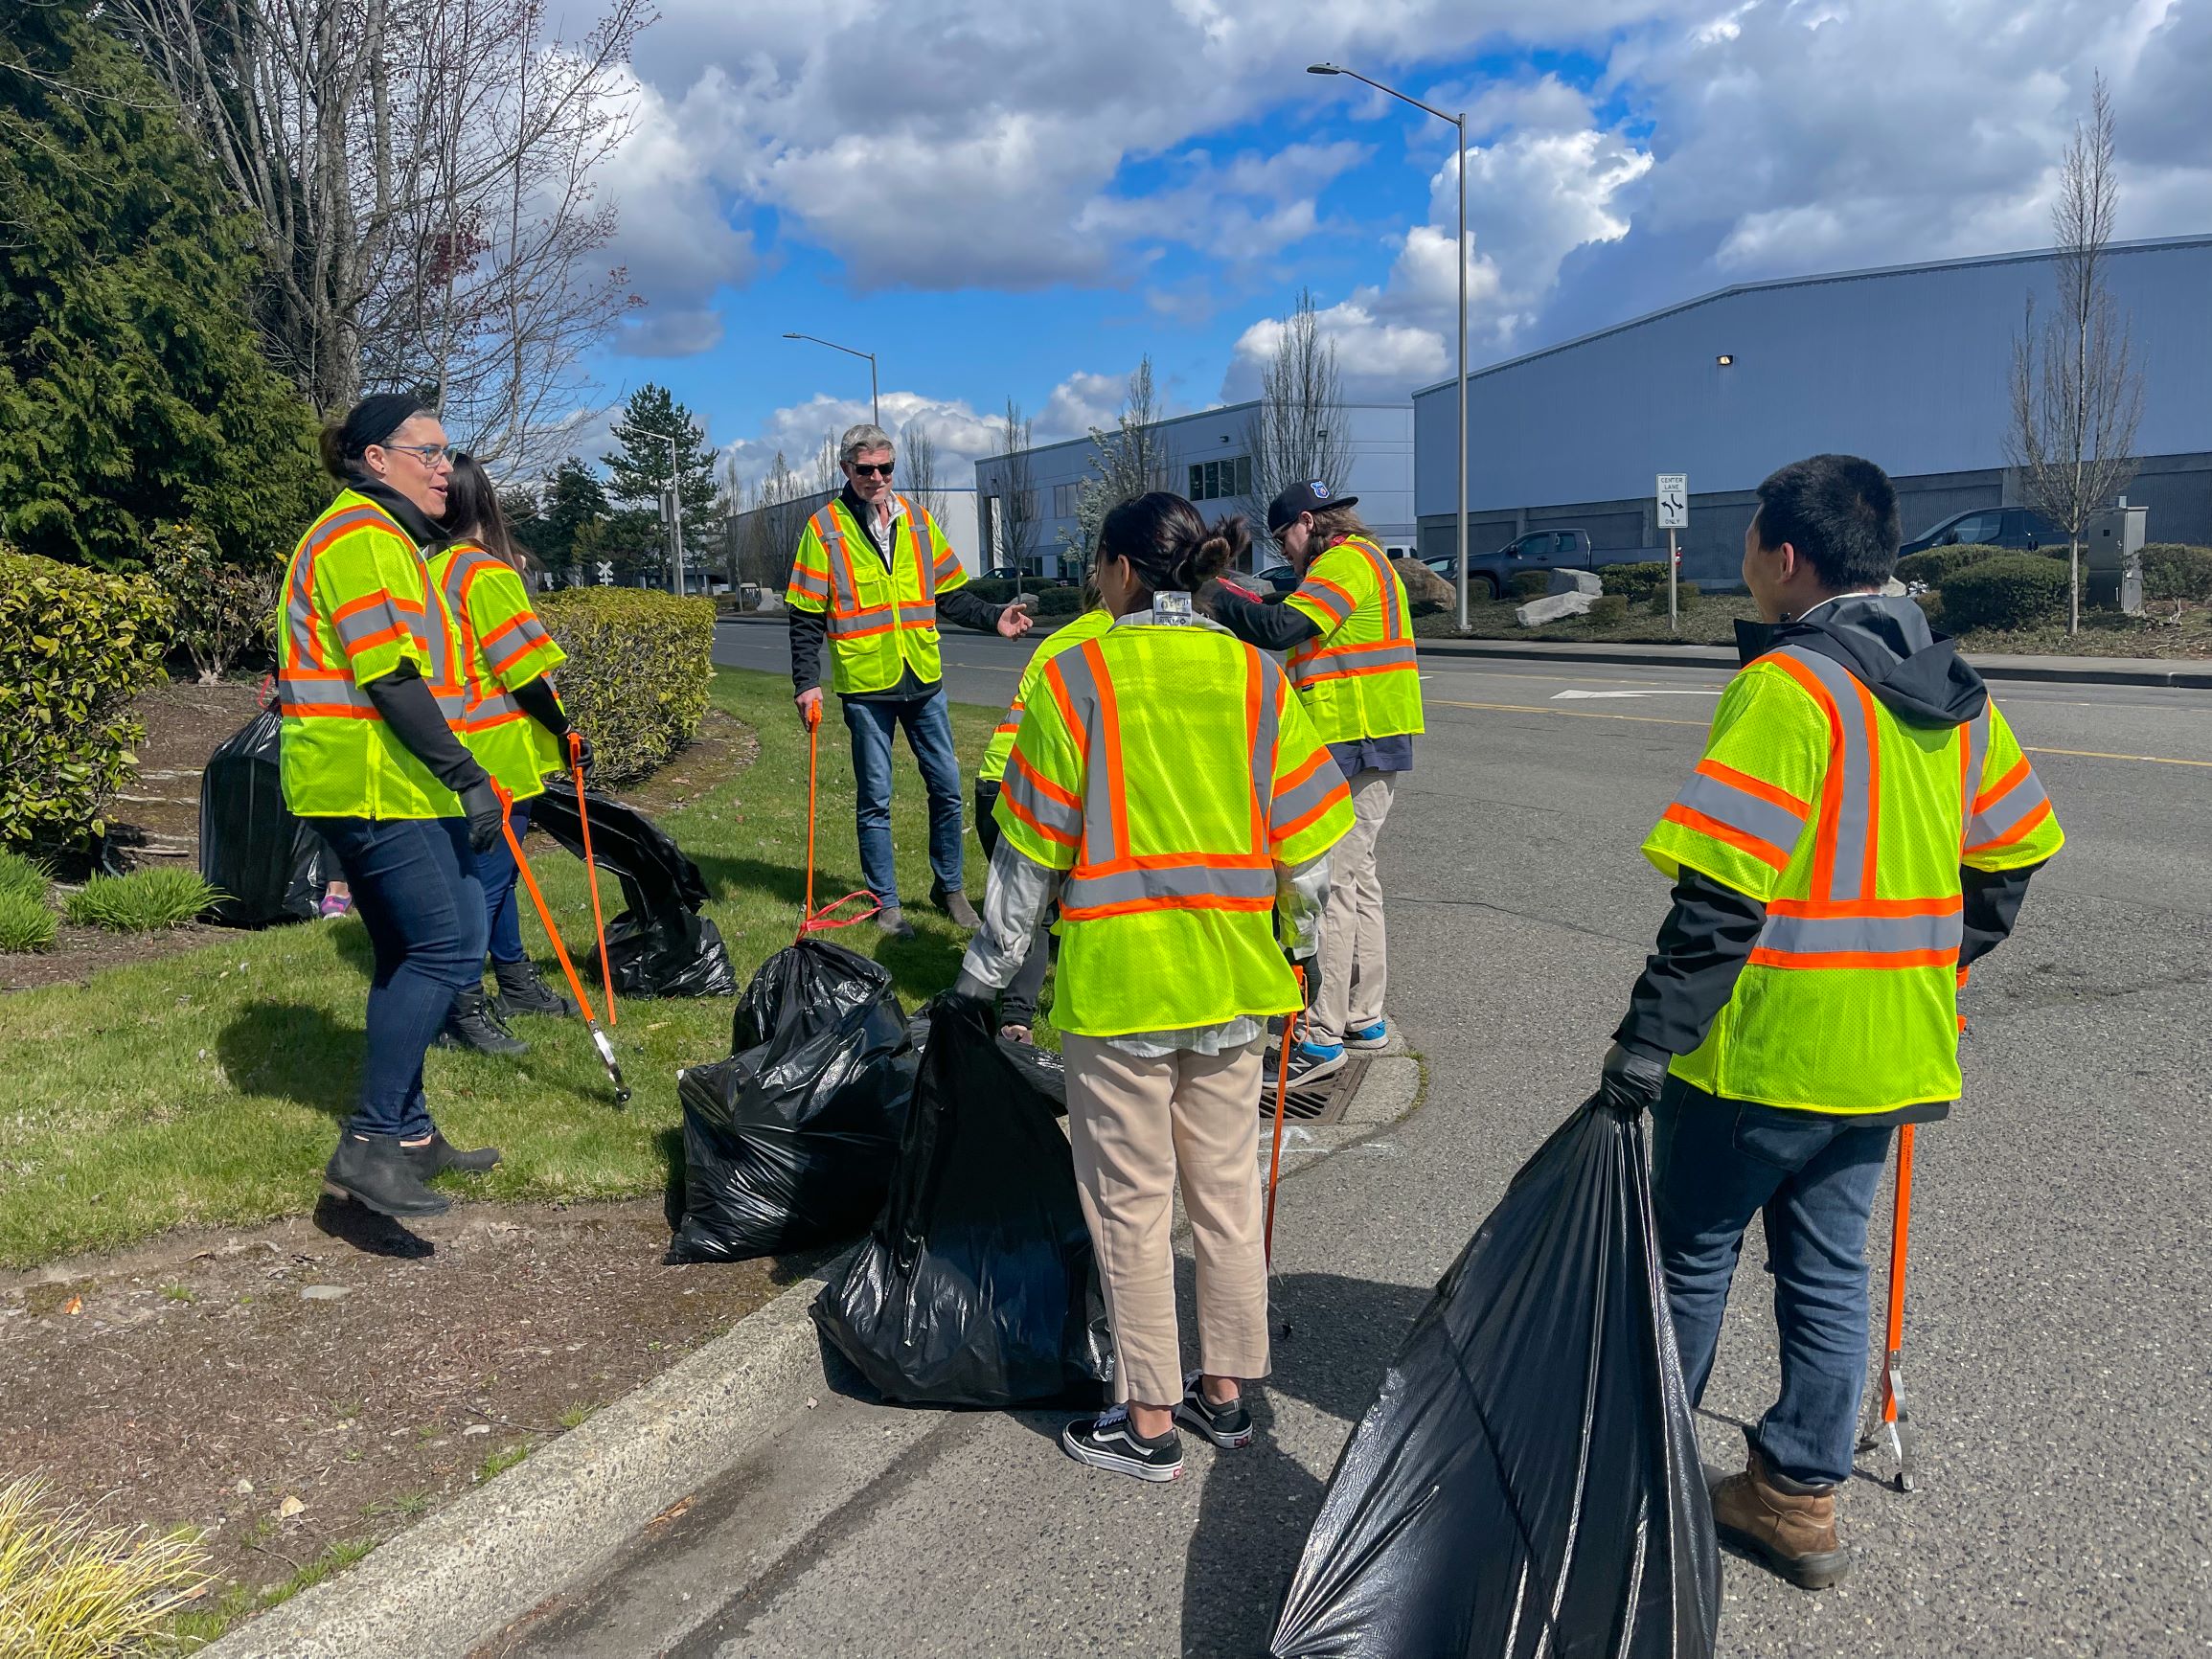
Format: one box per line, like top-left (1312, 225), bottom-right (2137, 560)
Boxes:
top-left (1747, 947), bottom-right (1958, 971)
top-left (1272, 776), bottom-right (1352, 846)
top-left (1696, 758), bottom-right (1812, 820)
top-left (1974, 754), bottom-right (2033, 813)
top-left (1767, 895), bottom-right (1961, 919)
top-left (1244, 650), bottom-right (1267, 843)
top-left (1965, 796), bottom-right (2053, 854)
top-left (1762, 651), bottom-right (1849, 898)
top-left (1082, 640), bottom-right (1129, 866)
top-left (1660, 802), bottom-right (1794, 873)
top-left (1847, 673), bottom-right (1881, 897)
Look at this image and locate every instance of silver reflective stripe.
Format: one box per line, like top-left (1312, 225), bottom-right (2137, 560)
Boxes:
top-left (1250, 656), bottom-right (1281, 829)
top-left (812, 511), bottom-right (855, 614)
top-left (1962, 706), bottom-right (1991, 837)
top-left (905, 500), bottom-right (936, 603)
top-left (789, 563), bottom-right (832, 601)
top-left (1292, 641), bottom-right (1420, 682)
top-left (1048, 648), bottom-right (1115, 865)
top-left (1061, 862), bottom-right (1277, 914)
top-left (1768, 646), bottom-right (1874, 900)
top-left (332, 601), bottom-right (406, 649)
top-left (1967, 766), bottom-right (2049, 847)
top-left (467, 692), bottom-right (522, 728)
top-left (1672, 769), bottom-right (1808, 860)
top-left (1756, 909), bottom-right (1963, 959)
top-left (999, 756), bottom-right (1082, 844)
top-left (276, 672), bottom-right (376, 712)
top-left (827, 602), bottom-right (932, 636)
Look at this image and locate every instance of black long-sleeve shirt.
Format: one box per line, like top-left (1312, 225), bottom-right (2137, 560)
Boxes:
top-left (788, 487), bottom-right (1009, 701)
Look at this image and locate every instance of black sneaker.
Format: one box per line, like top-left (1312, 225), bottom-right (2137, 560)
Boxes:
top-left (1174, 1374), bottom-right (1255, 1449)
top-left (324, 1134), bottom-right (450, 1218)
top-left (1060, 1407), bottom-right (1183, 1482)
top-left (404, 1131), bottom-right (502, 1178)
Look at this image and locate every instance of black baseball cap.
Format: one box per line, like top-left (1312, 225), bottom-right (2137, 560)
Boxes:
top-left (1266, 480), bottom-right (1357, 534)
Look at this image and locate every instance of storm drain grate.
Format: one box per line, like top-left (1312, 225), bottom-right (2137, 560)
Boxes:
top-left (1257, 1056), bottom-right (1367, 1125)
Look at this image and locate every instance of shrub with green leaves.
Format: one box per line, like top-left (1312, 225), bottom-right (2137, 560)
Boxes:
top-left (539, 588), bottom-right (715, 784)
top-left (0, 550), bottom-right (173, 850)
top-left (1600, 560), bottom-right (1671, 602)
top-left (61, 868), bottom-right (218, 931)
top-left (2139, 543), bottom-right (2212, 602)
top-left (1584, 594), bottom-right (1630, 627)
top-left (1937, 554), bottom-right (2070, 632)
top-left (0, 890), bottom-right (57, 952)
top-left (1026, 586), bottom-right (1083, 619)
top-left (0, 851), bottom-right (50, 906)
top-left (156, 520), bottom-right (283, 683)
top-left (1895, 542), bottom-right (2010, 590)
top-left (1510, 570), bottom-right (1550, 600)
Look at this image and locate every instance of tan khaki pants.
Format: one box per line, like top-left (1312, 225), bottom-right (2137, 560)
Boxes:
top-left (1062, 1034), bottom-right (1270, 1408)
top-left (1310, 769), bottom-right (1396, 1047)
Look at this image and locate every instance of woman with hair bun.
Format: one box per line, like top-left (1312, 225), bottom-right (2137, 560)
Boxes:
top-left (955, 491), bottom-right (1355, 1483)
top-left (279, 395), bottom-right (503, 1221)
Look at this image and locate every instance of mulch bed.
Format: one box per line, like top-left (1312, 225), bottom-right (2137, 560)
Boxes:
top-left (0, 1202), bottom-right (824, 1631)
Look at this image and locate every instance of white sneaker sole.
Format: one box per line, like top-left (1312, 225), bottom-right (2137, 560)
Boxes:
top-left (1060, 1428), bottom-right (1183, 1482)
top-left (1342, 1031), bottom-right (1389, 1052)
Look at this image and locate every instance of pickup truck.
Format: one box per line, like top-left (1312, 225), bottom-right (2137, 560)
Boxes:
top-left (1421, 529), bottom-right (1676, 601)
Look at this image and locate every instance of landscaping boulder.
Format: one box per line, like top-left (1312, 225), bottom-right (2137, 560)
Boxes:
top-left (1391, 558), bottom-right (1455, 611)
top-left (1550, 569), bottom-right (1602, 596)
top-left (1516, 590), bottom-right (1598, 627)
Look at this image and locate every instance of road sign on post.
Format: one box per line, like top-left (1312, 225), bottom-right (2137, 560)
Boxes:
top-left (1656, 473), bottom-right (1687, 635)
top-left (596, 560), bottom-right (613, 586)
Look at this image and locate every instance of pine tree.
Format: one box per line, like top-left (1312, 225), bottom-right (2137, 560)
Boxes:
top-left (602, 384), bottom-right (719, 522)
top-left (511, 455), bottom-right (609, 577)
top-left (0, 2), bottom-right (325, 570)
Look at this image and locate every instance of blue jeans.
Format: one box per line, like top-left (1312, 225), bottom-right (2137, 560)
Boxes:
top-left (316, 816), bottom-right (488, 1141)
top-left (477, 797), bottom-right (531, 965)
top-left (1651, 1080), bottom-right (1895, 1488)
top-left (843, 693), bottom-right (964, 908)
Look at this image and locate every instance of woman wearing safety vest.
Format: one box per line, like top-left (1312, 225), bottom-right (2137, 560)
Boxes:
top-left (429, 453), bottom-right (594, 1055)
top-left (969, 584), bottom-right (1111, 1043)
top-left (280, 395), bottom-right (504, 1221)
top-left (955, 494), bottom-right (1354, 1482)
top-left (1207, 483), bottom-right (1423, 1090)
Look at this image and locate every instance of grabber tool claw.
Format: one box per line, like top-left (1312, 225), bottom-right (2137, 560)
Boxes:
top-left (1857, 1122), bottom-right (1916, 1491)
top-left (567, 731), bottom-right (616, 1028)
top-left (495, 779), bottom-right (630, 1105)
top-left (796, 699), bottom-right (878, 940)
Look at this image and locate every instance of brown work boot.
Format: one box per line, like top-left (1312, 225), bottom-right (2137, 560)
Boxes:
top-left (1710, 1443), bottom-right (1854, 1590)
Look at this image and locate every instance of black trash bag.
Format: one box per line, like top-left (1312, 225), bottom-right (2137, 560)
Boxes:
top-left (902, 1008), bottom-right (1068, 1118)
top-left (811, 996), bottom-right (1111, 1406)
top-left (669, 940), bottom-right (916, 1262)
top-left (530, 783), bottom-right (734, 997)
top-left (199, 708), bottom-right (331, 927)
top-left (1270, 1102), bottom-right (1720, 1659)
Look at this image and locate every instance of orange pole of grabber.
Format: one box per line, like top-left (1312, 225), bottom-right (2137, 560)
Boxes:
top-left (495, 781), bottom-right (629, 1104)
top-left (1265, 967), bottom-right (1305, 1267)
top-left (568, 733), bottom-right (615, 1029)
top-left (804, 704), bottom-right (820, 926)
top-left (1863, 1122), bottom-right (1916, 1490)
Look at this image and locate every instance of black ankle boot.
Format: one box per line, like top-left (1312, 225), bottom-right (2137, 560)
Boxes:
top-left (404, 1131), bottom-right (502, 1178)
top-left (324, 1134), bottom-right (450, 1218)
top-left (490, 958), bottom-right (576, 1019)
top-left (440, 986), bottom-right (528, 1055)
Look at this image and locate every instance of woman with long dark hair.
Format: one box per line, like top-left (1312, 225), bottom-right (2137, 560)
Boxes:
top-left (279, 395), bottom-right (503, 1220)
top-left (955, 493), bottom-right (1354, 1481)
top-left (429, 454), bottom-right (593, 1050)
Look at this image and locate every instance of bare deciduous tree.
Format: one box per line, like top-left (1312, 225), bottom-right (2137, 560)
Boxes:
top-left (1070, 357), bottom-right (1176, 563)
top-left (119, 0), bottom-right (647, 464)
top-left (900, 419), bottom-right (950, 530)
top-left (997, 398), bottom-right (1038, 575)
top-left (2007, 74), bottom-right (2143, 634)
top-left (1245, 288), bottom-right (1351, 553)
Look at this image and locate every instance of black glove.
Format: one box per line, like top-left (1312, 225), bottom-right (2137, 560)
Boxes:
top-left (568, 733), bottom-right (596, 783)
top-left (1591, 1041), bottom-right (1669, 1120)
top-left (459, 779), bottom-right (504, 854)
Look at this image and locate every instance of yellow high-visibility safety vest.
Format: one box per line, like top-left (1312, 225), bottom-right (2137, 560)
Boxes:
top-left (1281, 535), bottom-right (1425, 743)
top-left (785, 494), bottom-right (967, 694)
top-left (978, 608), bottom-right (1114, 786)
top-left (1643, 644), bottom-right (2064, 1116)
top-left (992, 622), bottom-right (1356, 1037)
top-left (428, 541), bottom-right (569, 801)
top-left (276, 489), bottom-right (469, 819)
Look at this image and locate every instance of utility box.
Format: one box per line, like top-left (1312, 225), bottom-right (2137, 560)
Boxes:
top-left (2086, 504), bottom-right (2147, 613)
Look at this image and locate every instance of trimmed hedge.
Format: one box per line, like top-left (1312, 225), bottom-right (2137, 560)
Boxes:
top-left (1895, 542), bottom-right (2011, 590)
top-left (1937, 554), bottom-right (2070, 631)
top-left (1585, 594), bottom-right (1630, 627)
top-left (0, 550), bottom-right (172, 849)
top-left (1023, 586), bottom-right (1084, 619)
top-left (539, 587), bottom-right (715, 785)
top-left (1601, 560), bottom-right (1670, 602)
top-left (1510, 570), bottom-right (1550, 600)
top-left (2140, 543), bottom-right (2212, 602)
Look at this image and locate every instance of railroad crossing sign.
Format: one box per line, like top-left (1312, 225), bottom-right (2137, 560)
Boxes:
top-left (1655, 473), bottom-right (1688, 531)
top-left (596, 560), bottom-right (614, 585)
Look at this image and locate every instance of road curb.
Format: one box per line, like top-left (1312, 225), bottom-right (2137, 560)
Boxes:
top-left (1413, 635), bottom-right (2212, 688)
top-left (205, 1050), bottom-right (1427, 1658)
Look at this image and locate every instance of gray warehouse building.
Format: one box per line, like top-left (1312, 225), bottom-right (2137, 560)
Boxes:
top-left (1410, 235), bottom-right (2212, 584)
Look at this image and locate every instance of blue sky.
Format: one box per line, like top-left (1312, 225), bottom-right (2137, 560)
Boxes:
top-left (556, 0), bottom-right (2210, 489)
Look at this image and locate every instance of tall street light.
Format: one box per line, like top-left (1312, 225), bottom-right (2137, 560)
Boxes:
top-left (650, 429), bottom-right (686, 597)
top-left (1308, 63), bottom-right (1470, 629)
top-left (782, 331), bottom-right (880, 429)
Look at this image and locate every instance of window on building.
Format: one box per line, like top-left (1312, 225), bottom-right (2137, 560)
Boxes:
top-left (1053, 482), bottom-right (1078, 518)
top-left (1187, 456), bottom-right (1253, 502)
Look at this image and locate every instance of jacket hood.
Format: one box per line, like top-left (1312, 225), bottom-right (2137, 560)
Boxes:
top-left (1736, 591), bottom-right (1987, 728)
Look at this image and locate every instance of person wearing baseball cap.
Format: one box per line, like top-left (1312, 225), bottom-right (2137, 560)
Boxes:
top-left (1206, 482), bottom-right (1425, 1089)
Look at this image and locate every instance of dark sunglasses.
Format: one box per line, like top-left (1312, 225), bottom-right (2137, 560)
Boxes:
top-left (850, 461), bottom-right (895, 478)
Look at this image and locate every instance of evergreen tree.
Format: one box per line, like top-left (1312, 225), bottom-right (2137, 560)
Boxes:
top-left (0, 2), bottom-right (325, 570)
top-left (602, 383), bottom-right (719, 523)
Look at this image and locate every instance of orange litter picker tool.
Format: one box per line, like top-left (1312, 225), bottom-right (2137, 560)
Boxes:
top-left (796, 700), bottom-right (878, 939)
top-left (1265, 966), bottom-right (1306, 1267)
top-left (494, 780), bottom-right (629, 1105)
top-left (1857, 1123), bottom-right (1916, 1491)
top-left (567, 732), bottom-right (616, 1029)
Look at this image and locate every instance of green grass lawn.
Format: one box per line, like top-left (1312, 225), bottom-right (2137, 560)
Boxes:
top-left (0, 670), bottom-right (1015, 1268)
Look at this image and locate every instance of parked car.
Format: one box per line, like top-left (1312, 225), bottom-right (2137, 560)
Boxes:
top-left (1898, 508), bottom-right (2063, 557)
top-left (982, 565), bottom-right (1027, 580)
top-left (1421, 529), bottom-right (1675, 602)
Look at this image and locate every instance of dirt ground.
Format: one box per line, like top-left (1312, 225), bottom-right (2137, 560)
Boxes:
top-left (0, 1201), bottom-right (823, 1631)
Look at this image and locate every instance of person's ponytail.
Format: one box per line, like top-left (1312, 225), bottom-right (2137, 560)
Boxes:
top-left (1100, 492), bottom-right (1249, 607)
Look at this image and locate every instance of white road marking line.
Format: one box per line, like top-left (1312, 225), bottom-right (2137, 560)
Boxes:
top-left (1549, 688), bottom-right (1722, 700)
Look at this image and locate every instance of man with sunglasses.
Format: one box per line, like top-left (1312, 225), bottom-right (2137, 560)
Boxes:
top-left (787, 423), bottom-right (1034, 940)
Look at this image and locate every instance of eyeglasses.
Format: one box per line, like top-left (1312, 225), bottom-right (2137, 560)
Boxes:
top-left (384, 442), bottom-right (455, 467)
top-left (850, 461), bottom-right (895, 479)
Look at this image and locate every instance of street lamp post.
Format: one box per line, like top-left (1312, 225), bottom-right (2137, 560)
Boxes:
top-left (1308, 64), bottom-right (1470, 630)
top-left (652, 429), bottom-right (686, 597)
top-left (782, 330), bottom-right (880, 429)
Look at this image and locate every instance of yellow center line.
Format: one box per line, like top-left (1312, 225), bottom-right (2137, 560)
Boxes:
top-left (1432, 697), bottom-right (1709, 728)
top-left (2024, 745), bottom-right (2212, 769)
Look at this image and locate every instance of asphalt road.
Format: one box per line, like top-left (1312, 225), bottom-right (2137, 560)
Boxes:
top-left (587, 624), bottom-right (2211, 1656)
